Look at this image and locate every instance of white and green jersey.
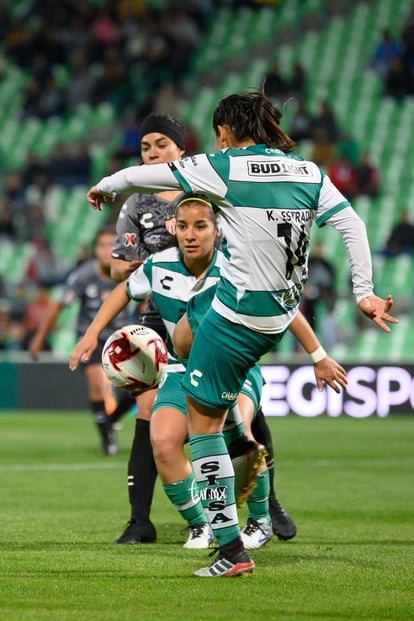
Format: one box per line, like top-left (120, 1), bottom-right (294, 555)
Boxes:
top-left (98, 144), bottom-right (374, 333)
top-left (126, 246), bottom-right (223, 371)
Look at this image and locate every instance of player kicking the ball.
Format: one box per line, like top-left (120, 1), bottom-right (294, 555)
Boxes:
top-left (85, 91), bottom-right (397, 577)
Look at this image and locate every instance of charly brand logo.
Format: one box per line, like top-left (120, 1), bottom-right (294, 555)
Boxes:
top-left (190, 369), bottom-right (202, 387)
top-left (221, 391), bottom-right (238, 400)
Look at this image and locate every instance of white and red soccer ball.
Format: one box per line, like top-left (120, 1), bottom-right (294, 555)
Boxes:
top-left (102, 325), bottom-right (168, 395)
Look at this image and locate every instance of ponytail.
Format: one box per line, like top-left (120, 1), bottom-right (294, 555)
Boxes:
top-left (213, 91), bottom-right (296, 153)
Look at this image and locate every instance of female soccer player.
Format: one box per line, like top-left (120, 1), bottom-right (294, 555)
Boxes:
top-left (85, 91), bottom-right (398, 577)
top-left (70, 195), bottom-right (222, 548)
top-left (29, 228), bottom-right (131, 455)
top-left (109, 113), bottom-right (185, 545)
top-left (108, 112), bottom-right (295, 547)
top-left (173, 281), bottom-right (347, 549)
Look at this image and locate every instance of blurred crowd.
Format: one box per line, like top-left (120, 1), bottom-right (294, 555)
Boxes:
top-left (370, 3), bottom-right (414, 100)
top-left (1, 0), bottom-right (212, 117)
top-left (0, 0), bottom-right (213, 352)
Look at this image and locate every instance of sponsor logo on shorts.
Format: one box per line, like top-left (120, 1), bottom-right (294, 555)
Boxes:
top-left (221, 391), bottom-right (237, 401)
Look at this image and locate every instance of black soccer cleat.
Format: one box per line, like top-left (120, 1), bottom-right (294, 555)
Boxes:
top-left (268, 494), bottom-right (297, 541)
top-left (194, 547), bottom-right (255, 577)
top-left (113, 519), bottom-right (157, 544)
top-left (102, 435), bottom-right (118, 456)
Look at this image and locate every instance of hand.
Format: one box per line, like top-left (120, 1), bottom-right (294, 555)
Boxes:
top-left (313, 356), bottom-right (348, 393)
top-left (86, 185), bottom-right (115, 211)
top-left (358, 294), bottom-right (398, 333)
top-left (165, 216), bottom-right (176, 236)
top-left (28, 333), bottom-right (43, 360)
top-left (69, 334), bottom-right (98, 371)
top-left (125, 260), bottom-right (142, 276)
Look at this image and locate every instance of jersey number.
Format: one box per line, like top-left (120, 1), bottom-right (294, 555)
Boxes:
top-left (277, 223), bottom-right (308, 279)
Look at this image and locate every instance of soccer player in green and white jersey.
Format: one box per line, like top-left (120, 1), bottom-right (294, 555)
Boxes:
top-left (85, 91), bottom-right (398, 577)
top-left (70, 192), bottom-right (347, 553)
top-left (70, 194), bottom-right (222, 549)
top-left (173, 282), bottom-right (348, 550)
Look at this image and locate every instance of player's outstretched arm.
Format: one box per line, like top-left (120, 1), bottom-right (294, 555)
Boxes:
top-left (289, 310), bottom-right (347, 393)
top-left (358, 294), bottom-right (398, 333)
top-left (87, 162), bottom-right (181, 210)
top-left (28, 300), bottom-right (62, 360)
top-left (111, 257), bottom-right (143, 282)
top-left (86, 185), bottom-right (115, 211)
top-left (69, 331), bottom-right (99, 371)
top-left (312, 356), bottom-right (347, 393)
top-left (69, 281), bottom-right (130, 370)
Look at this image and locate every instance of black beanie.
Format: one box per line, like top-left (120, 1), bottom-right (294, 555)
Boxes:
top-left (140, 113), bottom-right (186, 151)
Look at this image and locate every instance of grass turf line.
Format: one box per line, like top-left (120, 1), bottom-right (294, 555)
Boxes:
top-left (0, 412), bottom-right (413, 621)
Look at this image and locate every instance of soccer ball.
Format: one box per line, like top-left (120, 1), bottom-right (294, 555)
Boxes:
top-left (102, 325), bottom-right (168, 395)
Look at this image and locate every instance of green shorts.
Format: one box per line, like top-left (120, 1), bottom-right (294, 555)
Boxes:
top-left (152, 358), bottom-right (263, 417)
top-left (182, 308), bottom-right (284, 409)
top-left (151, 372), bottom-right (186, 416)
top-left (240, 363), bottom-right (263, 414)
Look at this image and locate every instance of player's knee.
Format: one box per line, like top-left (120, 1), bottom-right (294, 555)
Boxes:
top-left (151, 432), bottom-right (179, 465)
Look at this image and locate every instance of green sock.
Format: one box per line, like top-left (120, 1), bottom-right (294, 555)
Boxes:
top-left (189, 432), bottom-right (240, 546)
top-left (163, 472), bottom-right (207, 526)
top-left (247, 470), bottom-right (271, 524)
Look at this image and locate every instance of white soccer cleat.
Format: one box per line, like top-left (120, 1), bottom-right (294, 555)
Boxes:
top-left (183, 523), bottom-right (214, 549)
top-left (241, 518), bottom-right (273, 549)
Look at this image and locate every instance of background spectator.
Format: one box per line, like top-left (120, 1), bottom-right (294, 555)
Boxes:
top-left (355, 152), bottom-right (380, 198)
top-left (288, 100), bottom-right (314, 143)
top-left (288, 62), bottom-right (307, 100)
top-left (326, 153), bottom-right (358, 200)
top-left (384, 54), bottom-right (409, 99)
top-left (263, 61), bottom-right (289, 103)
top-left (25, 240), bottom-right (71, 288)
top-left (0, 198), bottom-right (18, 241)
top-left (371, 28), bottom-right (402, 78)
top-left (310, 99), bottom-right (340, 165)
top-left (380, 209), bottom-right (414, 257)
top-left (0, 302), bottom-right (26, 351)
top-left (22, 284), bottom-right (55, 350)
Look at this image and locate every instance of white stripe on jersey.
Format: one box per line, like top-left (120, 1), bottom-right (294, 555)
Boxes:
top-left (212, 296), bottom-right (296, 333)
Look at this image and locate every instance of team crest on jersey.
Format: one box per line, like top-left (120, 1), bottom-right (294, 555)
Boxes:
top-left (123, 232), bottom-right (137, 247)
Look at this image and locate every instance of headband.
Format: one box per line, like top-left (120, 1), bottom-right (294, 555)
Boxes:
top-left (175, 194), bottom-right (212, 215)
top-left (140, 115), bottom-right (186, 151)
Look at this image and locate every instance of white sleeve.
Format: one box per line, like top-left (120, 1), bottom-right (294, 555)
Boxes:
top-left (327, 206), bottom-right (374, 304)
top-left (97, 162), bottom-right (181, 194)
top-left (127, 265), bottom-right (152, 300)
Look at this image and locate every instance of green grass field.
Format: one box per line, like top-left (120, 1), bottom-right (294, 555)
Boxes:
top-left (0, 412), bottom-right (413, 621)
